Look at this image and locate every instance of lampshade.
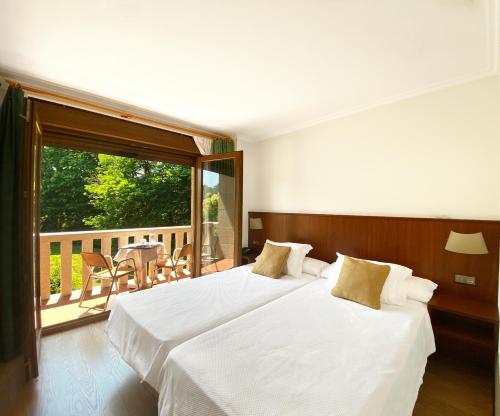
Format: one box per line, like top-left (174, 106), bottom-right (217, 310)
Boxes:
top-left (445, 231), bottom-right (488, 255)
top-left (249, 217), bottom-right (263, 230)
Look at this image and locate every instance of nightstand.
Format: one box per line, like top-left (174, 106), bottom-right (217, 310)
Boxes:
top-left (428, 293), bottom-right (499, 368)
top-left (241, 251), bottom-right (258, 265)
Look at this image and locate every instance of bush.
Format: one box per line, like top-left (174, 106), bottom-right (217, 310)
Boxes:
top-left (49, 254), bottom-right (83, 294)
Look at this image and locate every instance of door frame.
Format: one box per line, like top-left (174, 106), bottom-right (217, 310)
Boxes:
top-left (21, 99), bottom-right (42, 379)
top-left (23, 100), bottom-right (199, 337)
top-left (192, 151), bottom-right (243, 277)
top-left (22, 98), bottom-right (242, 368)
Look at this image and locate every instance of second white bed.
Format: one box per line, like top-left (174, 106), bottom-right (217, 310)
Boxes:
top-left (158, 279), bottom-right (435, 416)
top-left (106, 264), bottom-right (317, 390)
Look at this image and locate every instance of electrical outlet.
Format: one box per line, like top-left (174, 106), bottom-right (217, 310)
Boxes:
top-left (454, 274), bottom-right (476, 286)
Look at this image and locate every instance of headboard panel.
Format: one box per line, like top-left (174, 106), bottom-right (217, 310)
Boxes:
top-left (248, 212), bottom-right (500, 304)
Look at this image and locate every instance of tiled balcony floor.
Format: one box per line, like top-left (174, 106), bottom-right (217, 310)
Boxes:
top-left (41, 259), bottom-right (233, 327)
top-left (41, 278), bottom-right (164, 327)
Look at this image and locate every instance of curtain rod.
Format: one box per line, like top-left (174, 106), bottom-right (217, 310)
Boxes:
top-left (6, 80), bottom-right (233, 142)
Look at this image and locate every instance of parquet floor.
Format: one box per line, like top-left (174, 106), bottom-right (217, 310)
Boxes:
top-left (7, 322), bottom-right (494, 416)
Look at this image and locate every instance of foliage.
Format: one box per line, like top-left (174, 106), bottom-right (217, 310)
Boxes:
top-left (41, 148), bottom-right (195, 293)
top-left (84, 154), bottom-right (191, 229)
top-left (203, 193), bottom-right (219, 222)
top-left (41, 147), bottom-right (192, 232)
top-left (41, 147), bottom-right (98, 232)
top-left (49, 254), bottom-right (83, 294)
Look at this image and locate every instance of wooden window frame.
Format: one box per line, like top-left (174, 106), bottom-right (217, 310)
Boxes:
top-left (35, 99), bottom-right (201, 166)
top-left (192, 151), bottom-right (243, 277)
top-left (24, 99), bottom-right (202, 338)
top-left (23, 99), bottom-right (242, 342)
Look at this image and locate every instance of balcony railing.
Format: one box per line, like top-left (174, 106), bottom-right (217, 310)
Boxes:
top-left (39, 226), bottom-right (192, 301)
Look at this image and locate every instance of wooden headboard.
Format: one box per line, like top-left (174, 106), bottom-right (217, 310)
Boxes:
top-left (248, 212), bottom-right (500, 305)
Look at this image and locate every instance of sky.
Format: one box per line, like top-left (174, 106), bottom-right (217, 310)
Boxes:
top-left (203, 170), bottom-right (219, 188)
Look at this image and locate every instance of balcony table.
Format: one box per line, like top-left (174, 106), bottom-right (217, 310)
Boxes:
top-left (114, 242), bottom-right (164, 289)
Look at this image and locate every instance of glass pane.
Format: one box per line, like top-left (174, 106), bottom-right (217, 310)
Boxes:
top-left (201, 159), bottom-right (235, 275)
top-left (39, 144), bottom-right (193, 326)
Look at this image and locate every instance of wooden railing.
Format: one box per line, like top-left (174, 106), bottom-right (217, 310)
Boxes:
top-left (39, 226), bottom-right (192, 300)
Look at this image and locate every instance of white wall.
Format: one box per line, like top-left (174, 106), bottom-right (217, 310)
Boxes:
top-left (497, 76), bottom-right (500, 416)
top-left (239, 76), bottom-right (500, 246)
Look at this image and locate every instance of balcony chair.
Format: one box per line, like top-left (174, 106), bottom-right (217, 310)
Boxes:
top-left (153, 243), bottom-right (192, 284)
top-left (79, 252), bottom-right (137, 310)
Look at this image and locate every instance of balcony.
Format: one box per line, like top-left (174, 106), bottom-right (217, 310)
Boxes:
top-left (40, 225), bottom-right (192, 327)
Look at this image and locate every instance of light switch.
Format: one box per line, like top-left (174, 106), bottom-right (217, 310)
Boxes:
top-left (454, 274), bottom-right (476, 286)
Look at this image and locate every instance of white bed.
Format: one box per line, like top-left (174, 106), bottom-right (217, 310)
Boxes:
top-left (106, 264), bottom-right (318, 390)
top-left (158, 279), bottom-right (435, 416)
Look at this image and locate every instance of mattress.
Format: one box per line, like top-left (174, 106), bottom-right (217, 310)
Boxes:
top-left (158, 279), bottom-right (435, 416)
top-left (106, 264), bottom-right (317, 390)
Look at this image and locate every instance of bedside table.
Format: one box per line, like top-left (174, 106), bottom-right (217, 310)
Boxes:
top-left (241, 252), bottom-right (258, 265)
top-left (428, 293), bottom-right (499, 368)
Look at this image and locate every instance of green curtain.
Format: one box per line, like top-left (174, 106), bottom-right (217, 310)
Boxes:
top-left (0, 87), bottom-right (25, 361)
top-left (211, 139), bottom-right (234, 154)
top-left (208, 139), bottom-right (235, 177)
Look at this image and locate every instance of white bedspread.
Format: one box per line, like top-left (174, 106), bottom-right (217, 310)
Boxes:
top-left (106, 264), bottom-right (317, 390)
top-left (159, 279), bottom-right (435, 416)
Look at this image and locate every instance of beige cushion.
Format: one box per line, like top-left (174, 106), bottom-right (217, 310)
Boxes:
top-left (252, 243), bottom-right (291, 279)
top-left (331, 256), bottom-right (390, 309)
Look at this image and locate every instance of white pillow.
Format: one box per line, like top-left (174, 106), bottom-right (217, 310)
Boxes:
top-left (266, 240), bottom-right (313, 278)
top-left (325, 253), bottom-right (412, 306)
top-left (320, 262), bottom-right (336, 278)
top-left (406, 276), bottom-right (438, 303)
top-left (302, 257), bottom-right (329, 277)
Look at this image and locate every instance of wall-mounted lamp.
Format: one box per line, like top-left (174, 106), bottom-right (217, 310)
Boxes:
top-left (249, 217), bottom-right (263, 230)
top-left (445, 231), bottom-right (488, 255)
top-left (249, 217), bottom-right (263, 247)
top-left (445, 230), bottom-right (488, 286)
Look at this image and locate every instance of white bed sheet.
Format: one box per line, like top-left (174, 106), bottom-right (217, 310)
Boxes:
top-left (159, 279), bottom-right (435, 416)
top-left (106, 264), bottom-right (317, 390)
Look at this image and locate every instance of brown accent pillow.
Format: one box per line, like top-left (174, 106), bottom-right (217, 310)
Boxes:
top-left (252, 243), bottom-right (291, 279)
top-left (331, 256), bottom-right (390, 309)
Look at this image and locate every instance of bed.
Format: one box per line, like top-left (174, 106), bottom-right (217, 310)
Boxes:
top-left (106, 264), bottom-right (318, 390)
top-left (158, 278), bottom-right (435, 416)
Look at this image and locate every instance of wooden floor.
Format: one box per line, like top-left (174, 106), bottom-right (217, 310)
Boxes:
top-left (8, 321), bottom-right (494, 416)
top-left (413, 354), bottom-right (494, 416)
top-left (10, 322), bottom-right (157, 416)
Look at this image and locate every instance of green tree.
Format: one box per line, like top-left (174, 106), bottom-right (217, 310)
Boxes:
top-left (41, 146), bottom-right (99, 232)
top-left (203, 193), bottom-right (219, 222)
top-left (84, 154), bottom-right (191, 229)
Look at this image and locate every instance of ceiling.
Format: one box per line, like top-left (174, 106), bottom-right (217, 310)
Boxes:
top-left (0, 0), bottom-right (498, 141)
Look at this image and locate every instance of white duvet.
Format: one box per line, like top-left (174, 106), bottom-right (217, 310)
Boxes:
top-left (106, 264), bottom-right (317, 390)
top-left (159, 279), bottom-right (435, 416)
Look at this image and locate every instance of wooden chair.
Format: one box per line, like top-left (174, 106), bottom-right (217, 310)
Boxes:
top-left (79, 252), bottom-right (137, 310)
top-left (154, 243), bottom-right (192, 284)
